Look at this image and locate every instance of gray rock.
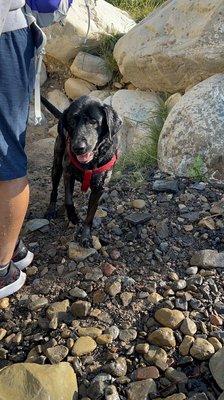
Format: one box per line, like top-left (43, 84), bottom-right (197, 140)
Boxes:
top-left (125, 213), bottom-right (151, 226)
top-left (105, 385), bottom-right (120, 400)
top-left (127, 379), bottom-right (157, 400)
top-left (71, 301), bottom-right (91, 318)
top-left (69, 287), bottom-right (88, 299)
top-left (190, 250), bottom-right (224, 269)
top-left (104, 326), bottom-right (120, 340)
top-left (29, 298), bottom-right (49, 311)
top-left (152, 180), bottom-right (179, 193)
top-left (119, 329), bottom-right (137, 343)
top-left (46, 345), bottom-right (69, 364)
top-left (25, 218), bottom-right (49, 233)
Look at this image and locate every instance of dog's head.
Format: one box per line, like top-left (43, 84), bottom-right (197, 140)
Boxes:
top-left (60, 96), bottom-right (122, 164)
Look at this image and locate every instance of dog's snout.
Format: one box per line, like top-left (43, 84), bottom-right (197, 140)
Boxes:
top-left (74, 140), bottom-right (87, 154)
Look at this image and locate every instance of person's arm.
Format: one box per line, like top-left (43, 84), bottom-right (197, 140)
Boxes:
top-left (0, 1), bottom-right (12, 35)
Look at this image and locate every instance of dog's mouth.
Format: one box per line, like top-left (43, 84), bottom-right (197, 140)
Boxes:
top-left (76, 152), bottom-right (94, 164)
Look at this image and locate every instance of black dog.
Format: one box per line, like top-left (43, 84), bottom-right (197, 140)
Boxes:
top-left (41, 95), bottom-right (122, 246)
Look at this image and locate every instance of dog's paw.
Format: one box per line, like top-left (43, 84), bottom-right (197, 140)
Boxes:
top-left (45, 205), bottom-right (57, 220)
top-left (66, 205), bottom-right (79, 226)
top-left (80, 226), bottom-right (92, 248)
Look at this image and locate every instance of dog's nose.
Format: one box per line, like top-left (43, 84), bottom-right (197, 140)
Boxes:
top-left (74, 141), bottom-right (87, 153)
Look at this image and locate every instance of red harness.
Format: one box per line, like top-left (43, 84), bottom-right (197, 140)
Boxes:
top-left (66, 137), bottom-right (118, 192)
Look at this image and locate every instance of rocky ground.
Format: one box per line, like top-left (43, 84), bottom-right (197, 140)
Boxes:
top-left (0, 94), bottom-right (224, 400)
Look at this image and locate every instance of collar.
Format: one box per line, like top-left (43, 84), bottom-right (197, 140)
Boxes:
top-left (66, 137), bottom-right (118, 192)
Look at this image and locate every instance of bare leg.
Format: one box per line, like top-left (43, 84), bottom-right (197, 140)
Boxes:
top-left (0, 177), bottom-right (29, 266)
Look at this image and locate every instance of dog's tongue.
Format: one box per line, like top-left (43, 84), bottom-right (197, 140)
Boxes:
top-left (76, 152), bottom-right (94, 163)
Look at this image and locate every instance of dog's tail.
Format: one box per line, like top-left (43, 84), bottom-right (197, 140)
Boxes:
top-left (41, 96), bottom-right (63, 119)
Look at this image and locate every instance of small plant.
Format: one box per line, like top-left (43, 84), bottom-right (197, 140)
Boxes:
top-left (114, 100), bottom-right (168, 177)
top-left (189, 155), bottom-right (206, 181)
top-left (81, 33), bottom-right (123, 79)
top-left (107, 0), bottom-right (166, 21)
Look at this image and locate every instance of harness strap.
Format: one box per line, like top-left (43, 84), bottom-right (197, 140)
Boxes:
top-left (66, 137), bottom-right (118, 192)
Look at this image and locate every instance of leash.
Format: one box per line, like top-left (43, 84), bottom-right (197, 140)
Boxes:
top-left (66, 137), bottom-right (118, 192)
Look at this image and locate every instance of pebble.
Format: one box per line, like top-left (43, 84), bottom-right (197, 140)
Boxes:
top-left (107, 281), bottom-right (122, 297)
top-left (120, 292), bottom-right (133, 306)
top-left (72, 336), bottom-right (97, 356)
top-left (148, 292), bottom-right (163, 304)
top-left (68, 242), bottom-right (96, 261)
top-left (78, 327), bottom-right (102, 339)
top-left (92, 236), bottom-right (102, 250)
top-left (134, 366), bottom-right (160, 381)
top-left (85, 268), bottom-right (103, 281)
top-left (26, 266), bottom-right (39, 276)
top-left (165, 367), bottom-right (188, 383)
top-left (110, 250), bottom-right (121, 260)
top-left (49, 316), bottom-right (58, 330)
top-left (29, 297), bottom-right (49, 311)
top-left (0, 328), bottom-right (7, 341)
top-left (69, 287), bottom-right (88, 299)
top-left (186, 267), bottom-right (198, 275)
top-left (71, 301), bottom-right (91, 317)
top-left (172, 280), bottom-right (187, 291)
top-left (106, 357), bottom-right (127, 377)
top-left (135, 343), bottom-right (149, 354)
top-left (155, 308), bottom-right (185, 329)
top-left (25, 218), bottom-right (49, 232)
top-left (46, 345), bottom-right (69, 364)
top-left (97, 334), bottom-right (113, 345)
top-left (119, 329), bottom-right (137, 343)
top-left (210, 314), bottom-right (223, 326)
top-left (132, 199), bottom-right (146, 209)
top-left (208, 337), bottom-right (222, 351)
top-left (105, 385), bottom-right (120, 400)
top-left (0, 298), bottom-right (9, 309)
top-left (148, 328), bottom-right (176, 348)
top-left (153, 180), bottom-right (179, 193)
top-left (127, 378), bottom-right (157, 400)
top-left (190, 338), bottom-right (215, 360)
top-left (180, 318), bottom-right (197, 335)
top-left (101, 263), bottom-right (116, 277)
top-left (46, 300), bottom-right (70, 322)
top-left (104, 325), bottom-right (120, 340)
top-left (179, 335), bottom-right (194, 356)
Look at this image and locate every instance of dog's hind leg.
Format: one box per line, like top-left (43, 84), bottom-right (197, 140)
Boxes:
top-left (45, 135), bottom-right (65, 220)
top-left (81, 188), bottom-right (103, 247)
top-left (64, 171), bottom-right (79, 225)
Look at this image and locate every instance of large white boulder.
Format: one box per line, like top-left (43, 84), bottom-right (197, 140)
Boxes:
top-left (158, 74), bottom-right (224, 179)
top-left (45, 0), bottom-right (135, 64)
top-left (107, 90), bottom-right (161, 153)
top-left (114, 0), bottom-right (224, 92)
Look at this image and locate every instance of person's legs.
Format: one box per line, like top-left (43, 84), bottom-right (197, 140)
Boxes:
top-left (0, 27), bottom-right (35, 297)
top-left (0, 177), bottom-right (29, 266)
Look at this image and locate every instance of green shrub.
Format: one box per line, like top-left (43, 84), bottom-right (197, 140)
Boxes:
top-left (107, 0), bottom-right (166, 21)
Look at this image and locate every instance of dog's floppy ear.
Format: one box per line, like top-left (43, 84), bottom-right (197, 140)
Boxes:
top-left (58, 109), bottom-right (69, 136)
top-left (103, 104), bottom-right (122, 141)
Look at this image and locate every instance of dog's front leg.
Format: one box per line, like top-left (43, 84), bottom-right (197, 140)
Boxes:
top-left (64, 171), bottom-right (79, 225)
top-left (81, 188), bottom-right (103, 247)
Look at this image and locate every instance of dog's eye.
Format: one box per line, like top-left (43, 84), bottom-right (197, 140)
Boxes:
top-left (89, 119), bottom-right (97, 125)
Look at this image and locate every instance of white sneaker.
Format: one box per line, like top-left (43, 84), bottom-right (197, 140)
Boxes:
top-left (0, 262), bottom-right (26, 299)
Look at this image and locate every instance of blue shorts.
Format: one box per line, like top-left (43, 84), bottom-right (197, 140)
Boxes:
top-left (0, 27), bottom-right (35, 181)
